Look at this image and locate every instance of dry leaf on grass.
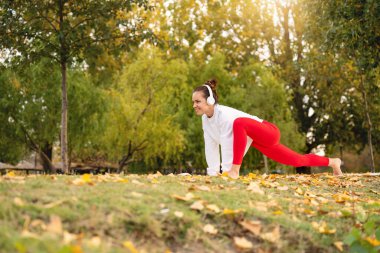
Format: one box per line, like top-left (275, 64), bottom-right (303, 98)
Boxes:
top-left (123, 241), bottom-right (139, 253)
top-left (172, 192), bottom-right (194, 202)
top-left (239, 220), bottom-right (262, 236)
top-left (333, 241), bottom-right (344, 252)
top-left (234, 237), bottom-right (253, 249)
top-left (190, 201), bottom-right (204, 211)
top-left (260, 225), bottom-right (281, 243)
top-left (206, 204), bottom-right (221, 213)
top-left (203, 224), bottom-right (218, 235)
top-left (174, 211), bottom-right (184, 218)
top-left (13, 197), bottom-right (25, 207)
top-left (247, 182), bottom-right (264, 194)
top-left (311, 221), bottom-right (336, 234)
top-left (46, 215), bottom-right (63, 235)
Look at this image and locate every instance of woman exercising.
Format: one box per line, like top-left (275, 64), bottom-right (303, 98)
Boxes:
top-left (192, 79), bottom-right (343, 178)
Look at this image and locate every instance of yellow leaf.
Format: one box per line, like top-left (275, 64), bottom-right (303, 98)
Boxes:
top-left (6, 171), bottom-right (16, 177)
top-left (239, 220), bottom-right (261, 236)
top-left (123, 241), bottom-right (139, 253)
top-left (311, 221), bottom-right (336, 234)
top-left (233, 237), bottom-right (253, 249)
top-left (203, 224), bottom-right (218, 235)
top-left (248, 173), bottom-right (257, 179)
top-left (272, 210), bottom-right (283, 215)
top-left (295, 187), bottom-right (304, 195)
top-left (333, 193), bottom-right (351, 203)
top-left (223, 208), bottom-right (244, 215)
top-left (365, 236), bottom-right (380, 246)
top-left (221, 172), bottom-right (229, 177)
top-left (82, 174), bottom-right (92, 183)
top-left (70, 245), bottom-right (83, 253)
top-left (334, 241), bottom-right (344, 252)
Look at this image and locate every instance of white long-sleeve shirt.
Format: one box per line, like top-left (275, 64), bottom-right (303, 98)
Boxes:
top-left (202, 104), bottom-right (264, 175)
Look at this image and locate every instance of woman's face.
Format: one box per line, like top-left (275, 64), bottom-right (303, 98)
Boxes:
top-left (192, 91), bottom-right (213, 116)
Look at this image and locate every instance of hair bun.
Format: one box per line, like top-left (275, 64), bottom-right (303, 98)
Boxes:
top-left (205, 79), bottom-right (217, 90)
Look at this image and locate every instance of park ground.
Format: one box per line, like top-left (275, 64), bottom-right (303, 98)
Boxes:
top-left (1, 172), bottom-right (380, 253)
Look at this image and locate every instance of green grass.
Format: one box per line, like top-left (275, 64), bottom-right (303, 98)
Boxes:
top-left (0, 172), bottom-right (380, 253)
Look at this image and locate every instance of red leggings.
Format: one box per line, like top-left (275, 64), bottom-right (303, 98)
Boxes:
top-left (232, 118), bottom-right (329, 167)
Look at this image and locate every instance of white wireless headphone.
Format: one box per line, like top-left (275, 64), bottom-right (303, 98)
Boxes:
top-left (203, 85), bottom-right (215, 105)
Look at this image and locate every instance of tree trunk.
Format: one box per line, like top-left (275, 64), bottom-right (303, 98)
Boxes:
top-left (263, 155), bottom-right (269, 174)
top-left (59, 0), bottom-right (69, 174)
top-left (360, 75), bottom-right (375, 172)
top-left (40, 142), bottom-right (56, 173)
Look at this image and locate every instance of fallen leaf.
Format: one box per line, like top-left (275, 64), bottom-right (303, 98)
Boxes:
top-left (295, 187), bottom-right (304, 195)
top-left (123, 241), bottom-right (139, 253)
top-left (272, 210), bottom-right (283, 215)
top-left (6, 171), bottom-right (16, 177)
top-left (172, 192), bottom-right (194, 202)
top-left (46, 215), bottom-right (63, 235)
top-left (13, 197), bottom-right (25, 207)
top-left (223, 208), bottom-right (244, 215)
top-left (63, 231), bottom-right (78, 244)
top-left (203, 224), bottom-right (218, 235)
top-left (206, 204), bottom-right (221, 213)
top-left (190, 201), bottom-right (204, 211)
top-left (233, 237), bottom-right (253, 249)
top-left (174, 211), bottom-right (184, 218)
top-left (197, 185), bottom-right (211, 191)
top-left (239, 220), bottom-right (262, 236)
top-left (333, 241), bottom-right (344, 252)
top-left (311, 221), bottom-right (336, 234)
top-left (87, 236), bottom-right (101, 247)
top-left (247, 182), bottom-right (264, 194)
top-left (365, 236), bottom-right (380, 246)
top-left (260, 225), bottom-right (281, 243)
top-left (332, 193), bottom-right (351, 203)
top-left (277, 186), bottom-right (289, 191)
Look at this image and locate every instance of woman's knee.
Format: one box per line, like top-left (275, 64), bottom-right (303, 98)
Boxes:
top-left (233, 118), bottom-right (246, 131)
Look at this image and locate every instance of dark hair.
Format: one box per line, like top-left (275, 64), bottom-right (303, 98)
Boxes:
top-left (193, 79), bottom-right (219, 104)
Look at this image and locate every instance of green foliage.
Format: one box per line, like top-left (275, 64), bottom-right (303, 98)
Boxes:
top-left (101, 48), bottom-right (187, 169)
top-left (0, 60), bottom-right (61, 163)
top-left (344, 218), bottom-right (380, 253)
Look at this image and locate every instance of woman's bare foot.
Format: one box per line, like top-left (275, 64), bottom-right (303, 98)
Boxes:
top-left (329, 158), bottom-right (343, 176)
top-left (228, 164), bottom-right (241, 179)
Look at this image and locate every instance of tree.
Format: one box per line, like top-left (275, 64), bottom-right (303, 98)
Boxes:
top-left (0, 60), bottom-right (61, 171)
top-left (101, 48), bottom-right (186, 171)
top-left (305, 0), bottom-right (380, 172)
top-left (0, 0), bottom-right (153, 173)
top-left (0, 59), bottom-right (108, 172)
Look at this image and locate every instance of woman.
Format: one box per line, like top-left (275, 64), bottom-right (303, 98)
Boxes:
top-left (192, 79), bottom-right (343, 178)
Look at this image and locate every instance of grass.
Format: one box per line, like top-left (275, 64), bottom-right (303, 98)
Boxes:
top-left (0, 172), bottom-right (380, 253)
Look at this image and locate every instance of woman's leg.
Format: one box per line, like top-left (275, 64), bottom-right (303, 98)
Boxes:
top-left (231, 117), bottom-right (342, 177)
top-left (232, 118), bottom-right (280, 165)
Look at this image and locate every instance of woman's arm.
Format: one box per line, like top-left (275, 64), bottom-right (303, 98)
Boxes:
top-left (204, 130), bottom-right (220, 176)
